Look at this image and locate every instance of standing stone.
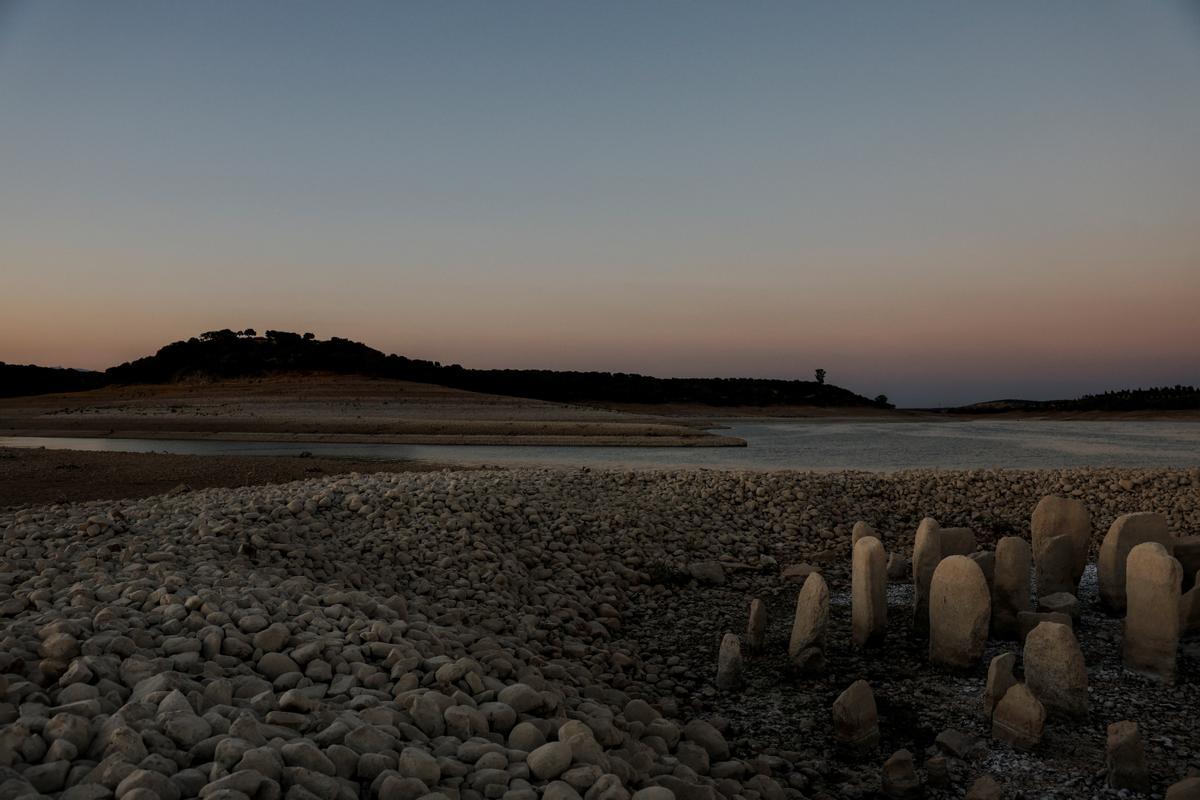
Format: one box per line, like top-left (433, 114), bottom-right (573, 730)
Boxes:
top-left (983, 652), bottom-right (1017, 718)
top-left (992, 537), bottom-right (1032, 639)
top-left (929, 555), bottom-right (991, 669)
top-left (832, 680), bottom-right (879, 754)
top-left (969, 551), bottom-right (996, 593)
top-left (852, 536), bottom-right (888, 647)
top-left (1182, 574), bottom-right (1200, 638)
top-left (715, 633), bottom-right (743, 690)
top-left (912, 518), bottom-right (941, 636)
top-left (1017, 610), bottom-right (1072, 645)
top-left (851, 521), bottom-right (876, 546)
top-left (746, 599), bottom-right (767, 653)
top-left (1023, 622), bottom-right (1088, 719)
top-left (1106, 720), bottom-right (1150, 793)
top-left (1175, 536), bottom-right (1200, 593)
top-left (1124, 542), bottom-right (1183, 683)
top-left (991, 683), bottom-right (1045, 750)
top-left (881, 749), bottom-right (921, 799)
top-left (788, 572), bottom-right (828, 672)
top-left (1037, 534), bottom-right (1077, 597)
top-left (1099, 512), bottom-right (1172, 613)
top-left (1031, 495), bottom-right (1091, 590)
top-left (1037, 592), bottom-right (1079, 621)
top-left (1167, 778), bottom-right (1200, 800)
top-left (939, 527), bottom-right (977, 557)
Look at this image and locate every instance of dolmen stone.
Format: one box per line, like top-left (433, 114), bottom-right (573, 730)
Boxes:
top-left (1124, 541), bottom-right (1183, 684)
top-left (832, 680), bottom-right (879, 754)
top-left (1017, 610), bottom-right (1072, 646)
top-left (912, 517), bottom-right (942, 636)
top-left (852, 536), bottom-right (887, 648)
top-left (1036, 534), bottom-right (1077, 597)
top-left (1031, 495), bottom-right (1091, 593)
top-left (991, 683), bottom-right (1045, 750)
top-left (789, 572), bottom-right (829, 672)
top-left (992, 536), bottom-right (1032, 639)
top-left (929, 555), bottom-right (990, 669)
top-left (1037, 592), bottom-right (1079, 621)
top-left (1099, 512), bottom-right (1172, 613)
top-left (715, 633), bottom-right (743, 690)
top-left (746, 598), bottom-right (767, 653)
top-left (851, 520), bottom-right (876, 546)
top-left (881, 749), bottom-right (921, 799)
top-left (984, 652), bottom-right (1017, 718)
top-left (1106, 720), bottom-right (1150, 793)
top-left (1167, 778), bottom-right (1200, 800)
top-left (1024, 621), bottom-right (1088, 719)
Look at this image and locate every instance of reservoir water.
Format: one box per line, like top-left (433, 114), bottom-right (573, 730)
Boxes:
top-left (2, 420), bottom-right (1198, 471)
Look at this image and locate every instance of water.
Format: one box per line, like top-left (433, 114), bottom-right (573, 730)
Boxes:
top-left (3, 420), bottom-right (1198, 471)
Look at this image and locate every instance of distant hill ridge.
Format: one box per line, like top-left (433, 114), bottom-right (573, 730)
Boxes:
top-left (949, 386), bottom-right (1200, 413)
top-left (3, 329), bottom-right (891, 408)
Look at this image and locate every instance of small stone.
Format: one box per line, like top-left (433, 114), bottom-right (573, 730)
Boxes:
top-left (714, 633), bottom-right (742, 690)
top-left (832, 680), bottom-right (879, 754)
top-left (881, 749), bottom-right (921, 799)
top-left (1016, 611), bottom-right (1072, 645)
top-left (528, 742), bottom-right (573, 781)
top-left (991, 683), bottom-right (1044, 750)
top-left (1105, 720), bottom-right (1150, 793)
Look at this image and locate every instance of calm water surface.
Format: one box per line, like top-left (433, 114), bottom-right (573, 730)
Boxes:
top-left (3, 420), bottom-right (1198, 471)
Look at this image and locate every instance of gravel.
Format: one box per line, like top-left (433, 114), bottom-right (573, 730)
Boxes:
top-left (0, 465), bottom-right (1197, 800)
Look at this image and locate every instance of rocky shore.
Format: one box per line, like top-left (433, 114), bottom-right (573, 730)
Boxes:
top-left (1, 466), bottom-right (1197, 800)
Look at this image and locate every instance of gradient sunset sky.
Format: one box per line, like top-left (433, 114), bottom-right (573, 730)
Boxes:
top-left (1, 1), bottom-right (1198, 406)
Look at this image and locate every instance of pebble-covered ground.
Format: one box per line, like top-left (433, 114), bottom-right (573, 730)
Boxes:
top-left (0, 466), bottom-right (1197, 800)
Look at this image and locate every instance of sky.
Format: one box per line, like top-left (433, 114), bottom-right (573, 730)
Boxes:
top-left (1, 1), bottom-right (1198, 407)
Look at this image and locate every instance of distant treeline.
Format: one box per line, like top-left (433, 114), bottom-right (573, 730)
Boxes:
top-left (0, 363), bottom-right (105, 398)
top-left (952, 386), bottom-right (1200, 413)
top-left (7, 329), bottom-right (893, 408)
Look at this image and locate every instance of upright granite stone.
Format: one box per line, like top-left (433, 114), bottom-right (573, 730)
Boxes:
top-left (1099, 512), bottom-right (1172, 613)
top-left (939, 527), bottom-right (977, 557)
top-left (746, 599), bottom-right (767, 653)
top-left (993, 536), bottom-right (1032, 639)
top-left (1031, 495), bottom-right (1091, 590)
top-left (991, 683), bottom-right (1044, 750)
top-left (852, 536), bottom-right (888, 647)
top-left (1037, 534), bottom-right (1077, 597)
top-left (789, 572), bottom-right (829, 672)
top-left (1106, 720), bottom-right (1150, 793)
top-left (851, 521), bottom-right (876, 547)
top-left (832, 680), bottom-right (879, 754)
top-left (929, 555), bottom-right (991, 669)
top-left (1024, 621), bottom-right (1088, 719)
top-left (881, 749), bottom-right (921, 799)
top-left (1124, 541), bottom-right (1183, 683)
top-left (912, 518), bottom-right (941, 636)
top-left (715, 633), bottom-right (743, 690)
top-left (1017, 610), bottom-right (1072, 645)
top-left (984, 652), bottom-right (1017, 718)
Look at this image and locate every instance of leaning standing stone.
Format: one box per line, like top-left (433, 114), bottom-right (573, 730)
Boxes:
top-left (983, 652), bottom-right (1017, 719)
top-left (992, 536), bottom-right (1031, 639)
top-left (929, 555), bottom-right (991, 669)
top-left (1099, 512), bottom-right (1172, 613)
top-left (715, 633), bottom-right (743, 690)
top-left (1024, 621), bottom-right (1088, 719)
top-left (1124, 541), bottom-right (1183, 684)
top-left (1037, 534), bottom-right (1077, 597)
top-left (832, 679), bottom-right (879, 754)
top-left (1106, 720), bottom-right (1150, 793)
top-left (746, 598), bottom-right (767, 653)
top-left (912, 517), bottom-right (941, 636)
top-left (789, 572), bottom-right (829, 672)
top-left (1031, 495), bottom-right (1091, 591)
top-left (991, 682), bottom-right (1045, 750)
top-left (852, 536), bottom-right (888, 647)
top-left (851, 520), bottom-right (876, 546)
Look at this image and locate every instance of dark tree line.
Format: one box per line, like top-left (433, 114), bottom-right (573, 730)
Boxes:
top-left (0, 363), bottom-right (105, 398)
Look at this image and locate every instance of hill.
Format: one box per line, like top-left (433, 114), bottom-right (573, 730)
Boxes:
top-left (947, 386), bottom-right (1200, 414)
top-left (0, 363), bottom-right (105, 399)
top-left (8, 328), bottom-right (891, 409)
